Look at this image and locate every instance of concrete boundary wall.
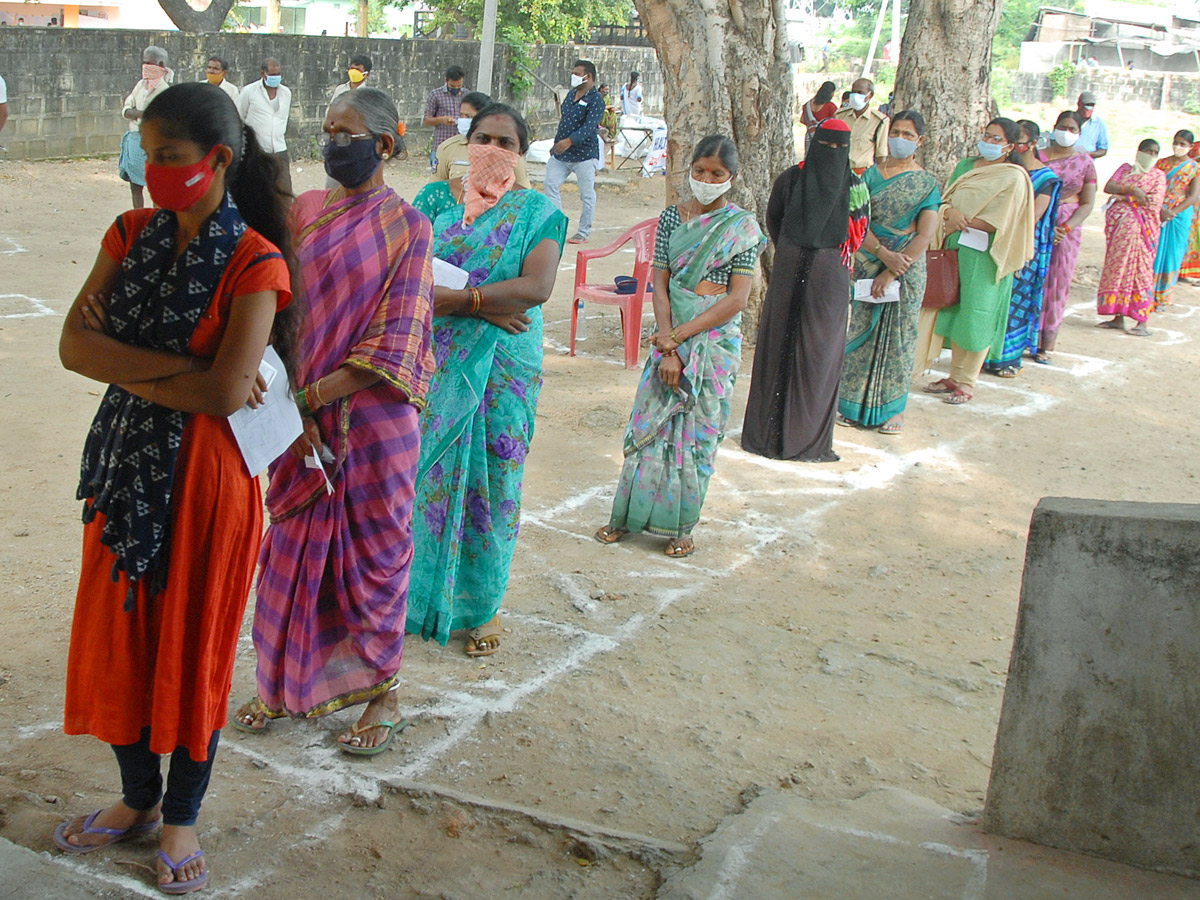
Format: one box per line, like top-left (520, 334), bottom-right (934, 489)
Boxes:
top-left (1010, 69), bottom-right (1200, 110)
top-left (0, 29), bottom-right (659, 160)
top-left (984, 497), bottom-right (1200, 877)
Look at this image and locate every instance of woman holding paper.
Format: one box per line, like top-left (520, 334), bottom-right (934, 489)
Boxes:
top-left (235, 88), bottom-right (435, 756)
top-left (918, 117), bottom-right (1035, 405)
top-left (56, 83), bottom-right (294, 891)
top-left (838, 110), bottom-right (940, 434)
top-left (406, 104), bottom-right (567, 656)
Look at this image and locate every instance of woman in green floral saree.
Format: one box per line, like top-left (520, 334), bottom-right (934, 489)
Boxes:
top-left (595, 136), bottom-right (766, 559)
top-left (408, 105), bottom-right (567, 656)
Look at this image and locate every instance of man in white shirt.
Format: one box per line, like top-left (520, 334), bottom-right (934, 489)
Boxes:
top-left (203, 56), bottom-right (239, 104)
top-left (329, 53), bottom-right (372, 108)
top-left (120, 45), bottom-right (172, 209)
top-left (238, 58), bottom-right (292, 193)
top-left (619, 71), bottom-right (643, 117)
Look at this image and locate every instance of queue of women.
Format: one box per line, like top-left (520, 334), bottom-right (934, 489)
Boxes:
top-left (48, 78), bottom-right (1188, 893)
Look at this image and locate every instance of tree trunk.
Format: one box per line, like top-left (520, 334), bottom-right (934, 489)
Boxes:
top-left (156, 0), bottom-right (237, 32)
top-left (893, 0), bottom-right (1004, 187)
top-left (633, 0), bottom-right (795, 336)
top-left (358, 0), bottom-right (369, 37)
top-left (267, 0), bottom-right (282, 33)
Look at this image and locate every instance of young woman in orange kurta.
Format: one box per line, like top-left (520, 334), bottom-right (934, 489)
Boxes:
top-left (55, 83), bottom-right (296, 894)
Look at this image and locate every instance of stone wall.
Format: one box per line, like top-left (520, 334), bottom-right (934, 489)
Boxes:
top-left (1010, 69), bottom-right (1200, 110)
top-left (0, 28), bottom-right (659, 160)
top-left (984, 497), bottom-right (1200, 876)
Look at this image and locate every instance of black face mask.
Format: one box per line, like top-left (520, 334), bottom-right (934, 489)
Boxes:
top-left (322, 138), bottom-right (381, 188)
top-left (448, 87), bottom-right (462, 96)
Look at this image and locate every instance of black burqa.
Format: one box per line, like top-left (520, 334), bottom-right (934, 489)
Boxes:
top-left (741, 124), bottom-right (860, 462)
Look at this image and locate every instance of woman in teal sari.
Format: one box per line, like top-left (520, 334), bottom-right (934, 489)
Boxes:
top-left (594, 135), bottom-right (766, 558)
top-left (838, 110), bottom-right (940, 434)
top-left (408, 104), bottom-right (567, 657)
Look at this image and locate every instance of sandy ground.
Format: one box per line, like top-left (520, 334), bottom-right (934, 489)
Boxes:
top-left (1, 139), bottom-right (1199, 899)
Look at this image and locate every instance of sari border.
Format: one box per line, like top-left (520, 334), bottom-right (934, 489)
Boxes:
top-left (344, 357), bottom-right (427, 411)
top-left (298, 674), bottom-right (401, 719)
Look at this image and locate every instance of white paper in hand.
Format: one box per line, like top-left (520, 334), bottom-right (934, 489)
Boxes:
top-left (854, 278), bottom-right (901, 304)
top-left (305, 447), bottom-right (335, 495)
top-left (958, 227), bottom-right (990, 252)
top-left (228, 346), bottom-right (304, 477)
top-left (433, 257), bottom-right (470, 290)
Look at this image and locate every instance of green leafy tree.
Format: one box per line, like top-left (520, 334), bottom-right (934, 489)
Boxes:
top-left (420, 0), bottom-right (635, 45)
top-left (992, 0), bottom-right (1081, 68)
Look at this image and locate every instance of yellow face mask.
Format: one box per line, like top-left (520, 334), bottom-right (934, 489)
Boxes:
top-left (206, 72), bottom-right (224, 85)
top-left (347, 68), bottom-right (366, 84)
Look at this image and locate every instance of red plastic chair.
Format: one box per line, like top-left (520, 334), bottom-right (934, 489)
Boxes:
top-left (570, 217), bottom-right (658, 369)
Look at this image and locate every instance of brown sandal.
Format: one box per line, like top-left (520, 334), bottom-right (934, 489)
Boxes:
top-left (665, 537), bottom-right (694, 558)
top-left (465, 617), bottom-right (503, 657)
top-left (594, 525), bottom-right (628, 544)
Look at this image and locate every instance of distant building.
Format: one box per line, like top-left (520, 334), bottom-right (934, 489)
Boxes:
top-left (1022, 1), bottom-right (1200, 73)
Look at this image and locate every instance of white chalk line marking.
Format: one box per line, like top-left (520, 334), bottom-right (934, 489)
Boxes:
top-left (0, 293), bottom-right (60, 319)
top-left (704, 810), bottom-right (782, 900)
top-left (0, 235), bottom-right (28, 255)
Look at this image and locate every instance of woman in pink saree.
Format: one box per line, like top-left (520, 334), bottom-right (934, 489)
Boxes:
top-left (233, 89), bottom-right (435, 756)
top-left (1097, 139), bottom-right (1167, 335)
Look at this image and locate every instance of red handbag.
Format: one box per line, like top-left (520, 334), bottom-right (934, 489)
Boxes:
top-left (923, 249), bottom-right (960, 310)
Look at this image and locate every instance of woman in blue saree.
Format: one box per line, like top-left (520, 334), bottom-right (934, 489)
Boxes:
top-left (1151, 129), bottom-right (1200, 312)
top-left (985, 119), bottom-right (1061, 376)
top-left (408, 104), bottom-right (567, 657)
top-left (594, 135), bottom-right (766, 559)
top-left (838, 110), bottom-right (940, 433)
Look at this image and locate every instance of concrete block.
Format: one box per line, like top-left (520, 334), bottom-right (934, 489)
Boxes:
top-left (984, 498), bottom-right (1200, 876)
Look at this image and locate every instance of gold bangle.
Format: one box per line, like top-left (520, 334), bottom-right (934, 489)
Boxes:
top-left (311, 377), bottom-right (326, 409)
top-left (671, 327), bottom-right (681, 344)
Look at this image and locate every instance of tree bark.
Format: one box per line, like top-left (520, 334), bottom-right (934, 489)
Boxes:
top-left (358, 0), bottom-right (370, 37)
top-left (893, 0), bottom-right (1004, 187)
top-left (633, 0), bottom-right (796, 336)
top-left (156, 0), bottom-right (237, 32)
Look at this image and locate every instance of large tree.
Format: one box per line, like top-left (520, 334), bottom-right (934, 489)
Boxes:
top-left (157, 0), bottom-right (238, 32)
top-left (634, 0), bottom-right (795, 323)
top-left (893, 0), bottom-right (1005, 185)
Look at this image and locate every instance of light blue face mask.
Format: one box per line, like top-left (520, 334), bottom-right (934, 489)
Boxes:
top-left (888, 136), bottom-right (919, 159)
top-left (264, 74), bottom-right (282, 88)
top-left (977, 140), bottom-right (1006, 161)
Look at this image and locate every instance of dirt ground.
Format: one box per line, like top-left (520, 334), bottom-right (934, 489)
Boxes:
top-left (1, 133), bottom-right (1199, 899)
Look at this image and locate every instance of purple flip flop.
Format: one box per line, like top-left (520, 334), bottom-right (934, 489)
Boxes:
top-left (53, 809), bottom-right (162, 855)
top-left (158, 849), bottom-right (208, 895)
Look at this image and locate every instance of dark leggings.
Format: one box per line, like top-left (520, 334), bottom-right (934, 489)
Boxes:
top-left (111, 727), bottom-right (220, 827)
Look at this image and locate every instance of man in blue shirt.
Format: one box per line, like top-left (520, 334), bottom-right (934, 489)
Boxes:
top-left (1075, 90), bottom-right (1108, 159)
top-left (544, 59), bottom-right (605, 244)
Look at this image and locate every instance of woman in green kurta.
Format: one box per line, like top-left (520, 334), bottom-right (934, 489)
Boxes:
top-left (408, 105), bottom-right (567, 656)
top-left (918, 117), bottom-right (1035, 405)
top-left (838, 110), bottom-right (941, 433)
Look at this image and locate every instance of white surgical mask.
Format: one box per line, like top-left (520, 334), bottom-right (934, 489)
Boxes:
top-left (977, 141), bottom-right (1006, 161)
top-left (888, 136), bottom-right (919, 159)
top-left (690, 174), bottom-right (733, 205)
top-left (1052, 129), bottom-right (1079, 148)
top-left (570, 74), bottom-right (585, 88)
top-left (1175, 143), bottom-right (1191, 158)
top-left (457, 117), bottom-right (471, 135)
top-left (1134, 151), bottom-right (1156, 174)
top-left (848, 92), bottom-right (868, 111)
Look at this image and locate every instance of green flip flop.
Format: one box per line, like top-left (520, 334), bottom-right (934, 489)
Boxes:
top-left (339, 718), bottom-right (409, 757)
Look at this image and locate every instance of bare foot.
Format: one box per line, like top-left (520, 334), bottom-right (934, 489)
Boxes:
top-left (337, 691), bottom-right (400, 750)
top-left (158, 824), bottom-right (205, 889)
top-left (60, 801), bottom-right (160, 850)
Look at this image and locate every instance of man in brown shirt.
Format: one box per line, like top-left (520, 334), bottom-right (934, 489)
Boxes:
top-left (835, 77), bottom-right (889, 174)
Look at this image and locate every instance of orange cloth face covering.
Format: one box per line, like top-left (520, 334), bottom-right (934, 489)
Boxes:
top-left (463, 143), bottom-right (519, 225)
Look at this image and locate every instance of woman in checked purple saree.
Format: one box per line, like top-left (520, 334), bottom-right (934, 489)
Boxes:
top-left (232, 89), bottom-right (435, 756)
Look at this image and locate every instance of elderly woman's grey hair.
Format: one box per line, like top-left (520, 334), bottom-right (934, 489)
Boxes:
top-left (333, 87), bottom-right (400, 138)
top-left (143, 45), bottom-right (168, 65)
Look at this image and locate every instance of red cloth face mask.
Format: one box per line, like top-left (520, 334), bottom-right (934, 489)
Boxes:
top-left (145, 147), bottom-right (220, 212)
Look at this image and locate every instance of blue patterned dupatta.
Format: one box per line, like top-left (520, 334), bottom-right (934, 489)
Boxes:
top-left (78, 195), bottom-right (247, 608)
top-left (608, 204), bottom-right (765, 538)
top-left (407, 189), bottom-right (567, 645)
